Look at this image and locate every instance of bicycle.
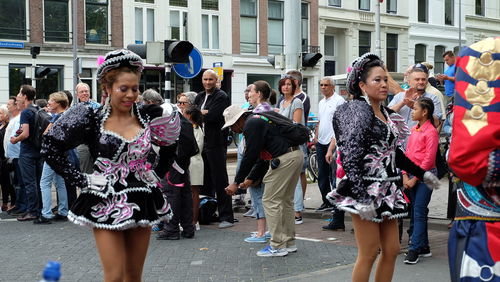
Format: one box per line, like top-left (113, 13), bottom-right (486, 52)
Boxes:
top-left (306, 141), bottom-right (319, 183)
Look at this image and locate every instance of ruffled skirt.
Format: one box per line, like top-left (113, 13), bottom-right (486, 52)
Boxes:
top-left (328, 180), bottom-right (407, 223)
top-left (69, 184), bottom-right (172, 230)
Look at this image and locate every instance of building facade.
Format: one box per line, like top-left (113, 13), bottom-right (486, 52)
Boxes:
top-left (0, 0), bottom-right (123, 103)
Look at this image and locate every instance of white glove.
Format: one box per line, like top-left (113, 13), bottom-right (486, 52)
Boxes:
top-left (423, 171), bottom-right (440, 190)
top-left (85, 174), bottom-right (108, 192)
top-left (354, 202), bottom-right (377, 221)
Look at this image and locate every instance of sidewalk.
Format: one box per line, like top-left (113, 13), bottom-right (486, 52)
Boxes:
top-left (226, 154), bottom-right (452, 230)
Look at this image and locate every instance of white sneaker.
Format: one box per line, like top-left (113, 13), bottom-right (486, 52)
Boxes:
top-left (218, 221), bottom-right (234, 229)
top-left (285, 245), bottom-right (297, 253)
top-left (243, 208), bottom-right (256, 217)
top-left (195, 222), bottom-right (200, 231)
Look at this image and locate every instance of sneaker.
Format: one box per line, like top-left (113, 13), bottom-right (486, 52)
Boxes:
top-left (156, 231), bottom-right (180, 240)
top-left (17, 213), bottom-right (37, 222)
top-left (53, 214), bottom-right (68, 221)
top-left (152, 222), bottom-right (164, 232)
top-left (243, 208), bottom-right (256, 217)
top-left (315, 204), bottom-right (334, 212)
top-left (256, 245), bottom-right (288, 257)
top-left (322, 224), bottom-right (345, 231)
top-left (33, 216), bottom-right (52, 225)
top-left (244, 235), bottom-right (267, 243)
top-left (251, 231), bottom-right (271, 239)
top-left (218, 221), bottom-right (234, 229)
top-left (295, 216), bottom-right (303, 225)
top-left (404, 250), bottom-right (419, 264)
top-left (418, 246), bottom-right (432, 258)
top-left (285, 245), bottom-right (297, 253)
top-left (195, 222), bottom-right (200, 231)
top-left (8, 208), bottom-right (25, 216)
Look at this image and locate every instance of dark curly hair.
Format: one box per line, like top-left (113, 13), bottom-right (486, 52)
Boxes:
top-left (346, 53), bottom-right (385, 100)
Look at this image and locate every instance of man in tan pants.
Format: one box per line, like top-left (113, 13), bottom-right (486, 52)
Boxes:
top-left (223, 105), bottom-right (304, 257)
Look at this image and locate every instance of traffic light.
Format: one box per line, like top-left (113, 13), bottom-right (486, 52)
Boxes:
top-left (301, 52), bottom-right (323, 68)
top-left (35, 67), bottom-right (51, 79)
top-left (164, 40), bottom-right (193, 63)
top-left (30, 46), bottom-right (41, 59)
top-left (266, 55), bottom-right (285, 69)
top-left (127, 40), bottom-right (194, 64)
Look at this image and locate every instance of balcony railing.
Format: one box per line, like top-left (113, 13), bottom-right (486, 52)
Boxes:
top-left (302, 45), bottom-right (321, 53)
top-left (240, 42), bottom-right (259, 54)
top-left (0, 27), bottom-right (28, 41)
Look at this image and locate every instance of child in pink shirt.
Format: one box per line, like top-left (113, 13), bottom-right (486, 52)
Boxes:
top-left (402, 97), bottom-right (439, 265)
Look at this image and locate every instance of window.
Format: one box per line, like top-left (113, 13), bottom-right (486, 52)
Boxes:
top-left (44, 0), bottom-right (70, 42)
top-left (359, 0), bottom-right (370, 11)
top-left (324, 35), bottom-right (334, 56)
top-left (475, 0), bottom-right (484, 16)
top-left (268, 0), bottom-right (283, 55)
top-left (0, 0), bottom-right (26, 40)
top-left (386, 34), bottom-right (398, 72)
top-left (445, 0), bottom-right (454, 25)
top-left (202, 14), bottom-right (219, 49)
top-left (202, 0), bottom-right (218, 10)
top-left (240, 0), bottom-right (257, 53)
top-left (387, 0), bottom-right (397, 13)
top-left (415, 44), bottom-right (426, 64)
top-left (434, 46), bottom-right (445, 74)
top-left (135, 7), bottom-right (155, 43)
top-left (301, 3), bottom-right (309, 52)
top-left (10, 64), bottom-right (63, 99)
top-left (328, 0), bottom-right (341, 7)
top-left (169, 0), bottom-right (187, 7)
top-left (86, 0), bottom-right (108, 44)
top-left (418, 0), bottom-right (427, 22)
top-left (359, 31), bottom-right (371, 56)
top-left (170, 10), bottom-right (187, 40)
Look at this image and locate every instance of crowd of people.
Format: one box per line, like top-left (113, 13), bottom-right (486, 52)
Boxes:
top-left (0, 42), bottom-right (496, 282)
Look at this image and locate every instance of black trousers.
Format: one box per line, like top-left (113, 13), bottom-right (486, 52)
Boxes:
top-left (200, 146), bottom-right (233, 223)
top-left (0, 159), bottom-right (16, 205)
top-left (163, 172), bottom-right (195, 235)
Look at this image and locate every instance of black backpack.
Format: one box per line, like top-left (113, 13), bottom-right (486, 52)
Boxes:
top-left (198, 196), bottom-right (218, 225)
top-left (256, 111), bottom-right (310, 146)
top-left (32, 109), bottom-right (52, 150)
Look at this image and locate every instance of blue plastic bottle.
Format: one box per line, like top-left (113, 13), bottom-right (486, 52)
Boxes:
top-left (39, 261), bottom-right (61, 282)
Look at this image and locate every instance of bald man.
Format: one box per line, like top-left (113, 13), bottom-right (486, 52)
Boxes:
top-left (194, 69), bottom-right (233, 228)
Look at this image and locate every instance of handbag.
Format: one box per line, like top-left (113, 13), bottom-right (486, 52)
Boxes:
top-left (435, 148), bottom-right (448, 179)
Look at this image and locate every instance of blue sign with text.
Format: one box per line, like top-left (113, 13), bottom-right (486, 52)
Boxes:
top-left (173, 47), bottom-right (203, 79)
top-left (0, 41), bottom-right (24, 49)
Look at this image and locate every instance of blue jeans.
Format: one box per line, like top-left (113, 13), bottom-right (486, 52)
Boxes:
top-left (40, 162), bottom-right (68, 218)
top-left (408, 181), bottom-right (433, 251)
top-left (316, 143), bottom-right (336, 206)
top-left (12, 158), bottom-right (27, 212)
top-left (19, 155), bottom-right (42, 215)
top-left (250, 183), bottom-right (265, 219)
top-left (294, 144), bottom-right (308, 212)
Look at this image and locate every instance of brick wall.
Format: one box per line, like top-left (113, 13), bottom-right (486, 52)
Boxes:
top-left (29, 0), bottom-right (43, 44)
top-left (232, 0), bottom-right (240, 54)
top-left (259, 0), bottom-right (268, 56)
top-left (111, 0), bottom-right (123, 48)
top-left (310, 0), bottom-right (318, 47)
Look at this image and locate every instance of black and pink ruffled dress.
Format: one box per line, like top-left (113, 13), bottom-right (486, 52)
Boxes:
top-left (41, 103), bottom-right (180, 230)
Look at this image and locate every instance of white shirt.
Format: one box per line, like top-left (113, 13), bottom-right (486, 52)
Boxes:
top-left (4, 114), bottom-right (20, 158)
top-left (317, 92), bottom-right (345, 145)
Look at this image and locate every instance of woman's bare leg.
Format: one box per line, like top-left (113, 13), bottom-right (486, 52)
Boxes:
top-left (374, 218), bottom-right (400, 282)
top-left (123, 227), bottom-right (151, 282)
top-left (93, 229), bottom-right (126, 282)
top-left (351, 214), bottom-right (381, 282)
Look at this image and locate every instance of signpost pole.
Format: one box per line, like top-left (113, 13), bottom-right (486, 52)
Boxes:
top-left (31, 58), bottom-right (36, 87)
top-left (164, 63), bottom-right (172, 103)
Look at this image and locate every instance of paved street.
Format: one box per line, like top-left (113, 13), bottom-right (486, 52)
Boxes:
top-left (0, 158), bottom-right (454, 281)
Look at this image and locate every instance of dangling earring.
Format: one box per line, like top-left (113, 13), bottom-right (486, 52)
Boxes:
top-left (361, 91), bottom-right (371, 106)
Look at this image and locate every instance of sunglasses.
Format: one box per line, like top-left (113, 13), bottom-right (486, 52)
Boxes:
top-left (319, 84), bottom-right (331, 87)
top-left (177, 101), bottom-right (189, 105)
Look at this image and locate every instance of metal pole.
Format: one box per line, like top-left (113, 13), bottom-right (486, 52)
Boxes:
top-left (31, 58), bottom-right (36, 87)
top-left (458, 0), bottom-right (462, 52)
top-left (375, 1), bottom-right (381, 57)
top-left (284, 0), bottom-right (301, 70)
top-left (72, 0), bottom-right (78, 102)
top-left (164, 63), bottom-right (172, 103)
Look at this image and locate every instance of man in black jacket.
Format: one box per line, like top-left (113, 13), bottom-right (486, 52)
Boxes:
top-left (194, 69), bottom-right (233, 228)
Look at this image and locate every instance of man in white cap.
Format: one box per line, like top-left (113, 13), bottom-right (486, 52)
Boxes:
top-left (223, 105), bottom-right (304, 257)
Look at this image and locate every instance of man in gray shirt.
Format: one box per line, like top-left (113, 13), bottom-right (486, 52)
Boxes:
top-left (388, 66), bottom-right (442, 131)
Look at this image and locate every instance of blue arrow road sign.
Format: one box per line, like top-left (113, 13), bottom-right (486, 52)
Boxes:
top-left (172, 47), bottom-right (203, 79)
